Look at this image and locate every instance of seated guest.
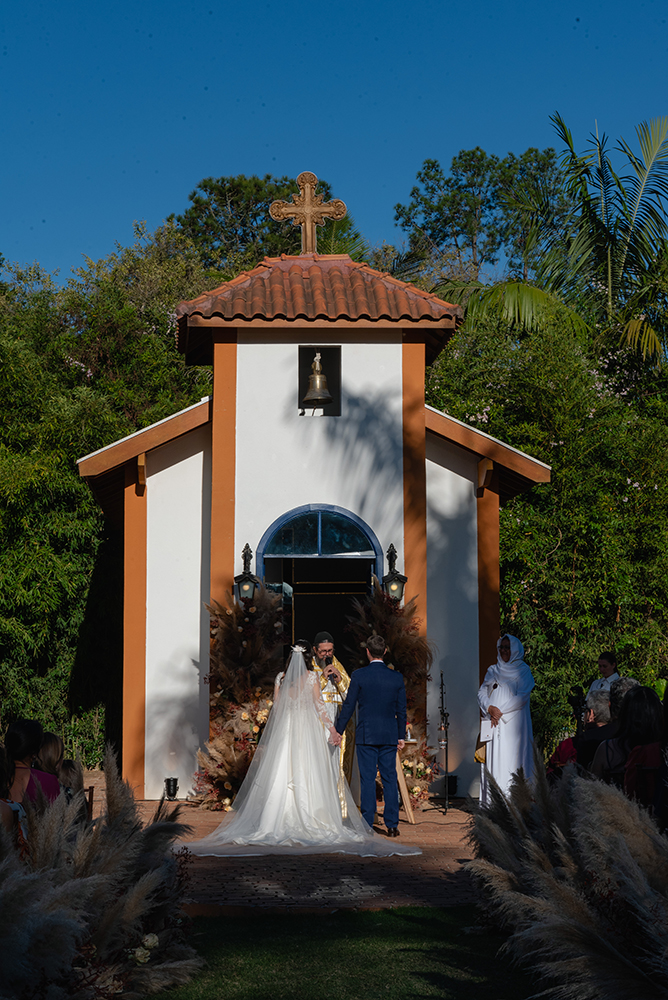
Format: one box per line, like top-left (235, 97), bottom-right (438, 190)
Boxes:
top-left (587, 651), bottom-right (620, 694)
top-left (546, 733), bottom-right (577, 780)
top-left (5, 720), bottom-right (60, 805)
top-left (58, 758), bottom-right (84, 802)
top-left (609, 676), bottom-right (639, 722)
top-left (590, 685), bottom-right (663, 785)
top-left (548, 684), bottom-right (629, 779)
top-left (0, 747), bottom-right (29, 858)
top-left (653, 689), bottom-right (668, 828)
top-left (0, 749), bottom-right (16, 836)
top-left (35, 732), bottom-right (65, 779)
top-left (576, 689), bottom-right (615, 769)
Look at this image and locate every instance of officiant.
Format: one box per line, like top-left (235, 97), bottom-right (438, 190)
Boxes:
top-left (311, 631), bottom-right (357, 791)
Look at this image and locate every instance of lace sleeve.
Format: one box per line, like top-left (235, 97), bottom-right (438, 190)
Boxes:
top-left (309, 673), bottom-right (335, 729)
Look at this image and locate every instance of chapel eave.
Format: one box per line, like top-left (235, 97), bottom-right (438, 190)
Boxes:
top-left (425, 405), bottom-right (551, 502)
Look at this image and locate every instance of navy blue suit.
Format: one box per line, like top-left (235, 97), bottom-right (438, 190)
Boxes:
top-left (335, 659), bottom-right (407, 830)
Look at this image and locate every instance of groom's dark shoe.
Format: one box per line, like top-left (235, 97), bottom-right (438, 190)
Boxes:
top-left (387, 827), bottom-right (400, 837)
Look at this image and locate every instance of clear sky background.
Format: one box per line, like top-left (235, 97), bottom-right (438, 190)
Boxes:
top-left (2, 0), bottom-right (666, 282)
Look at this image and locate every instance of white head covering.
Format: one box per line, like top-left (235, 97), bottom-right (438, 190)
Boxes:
top-left (491, 634), bottom-right (535, 690)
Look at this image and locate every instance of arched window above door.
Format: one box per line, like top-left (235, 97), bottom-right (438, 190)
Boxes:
top-left (257, 505), bottom-right (383, 568)
top-left (265, 510), bottom-right (374, 558)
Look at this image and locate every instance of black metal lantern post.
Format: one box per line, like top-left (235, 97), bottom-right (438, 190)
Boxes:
top-left (382, 543), bottom-right (407, 601)
top-left (438, 672), bottom-right (450, 814)
top-left (234, 543), bottom-right (260, 602)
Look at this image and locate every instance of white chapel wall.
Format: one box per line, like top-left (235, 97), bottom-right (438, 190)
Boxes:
top-left (144, 424), bottom-right (212, 799)
top-left (234, 332), bottom-right (405, 576)
top-left (425, 432), bottom-right (481, 797)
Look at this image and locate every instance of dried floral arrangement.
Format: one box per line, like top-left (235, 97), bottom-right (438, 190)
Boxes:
top-left (0, 747), bottom-right (202, 999)
top-left (193, 584), bottom-right (287, 809)
top-left (469, 754), bottom-right (668, 1000)
top-left (193, 690), bottom-right (274, 809)
top-left (346, 579), bottom-right (439, 810)
top-left (400, 741), bottom-right (441, 808)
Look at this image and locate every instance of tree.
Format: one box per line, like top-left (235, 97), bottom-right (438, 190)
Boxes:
top-left (495, 147), bottom-right (570, 281)
top-left (427, 312), bottom-right (668, 750)
top-left (547, 114), bottom-right (668, 356)
top-left (314, 214), bottom-right (371, 262)
top-left (394, 150), bottom-right (503, 282)
top-left (439, 116), bottom-right (668, 358)
top-left (394, 147), bottom-right (566, 285)
top-left (0, 223), bottom-right (215, 760)
top-left (173, 172), bottom-right (339, 270)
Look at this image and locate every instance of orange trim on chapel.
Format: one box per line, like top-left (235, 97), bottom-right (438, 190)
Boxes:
top-left (401, 340), bottom-right (427, 634)
top-left (210, 336), bottom-right (238, 606)
top-left (476, 483), bottom-right (501, 683)
top-left (122, 461), bottom-right (147, 797)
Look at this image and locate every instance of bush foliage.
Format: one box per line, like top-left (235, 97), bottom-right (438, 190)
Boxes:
top-left (427, 314), bottom-right (668, 748)
top-left (0, 224), bottom-right (214, 758)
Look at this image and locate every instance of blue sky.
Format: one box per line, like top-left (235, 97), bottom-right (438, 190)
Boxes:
top-left (2, 0), bottom-right (667, 282)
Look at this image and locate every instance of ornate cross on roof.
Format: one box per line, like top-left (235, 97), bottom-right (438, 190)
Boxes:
top-left (270, 171), bottom-right (347, 254)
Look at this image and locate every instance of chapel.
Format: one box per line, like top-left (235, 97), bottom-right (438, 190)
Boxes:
top-left (77, 174), bottom-right (550, 800)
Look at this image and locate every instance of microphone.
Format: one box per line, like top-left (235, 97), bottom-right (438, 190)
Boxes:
top-left (324, 655), bottom-right (338, 683)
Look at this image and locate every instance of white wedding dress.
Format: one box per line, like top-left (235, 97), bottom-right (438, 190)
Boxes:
top-left (186, 649), bottom-right (420, 857)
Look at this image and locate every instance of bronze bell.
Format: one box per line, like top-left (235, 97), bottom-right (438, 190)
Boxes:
top-left (301, 352), bottom-right (333, 408)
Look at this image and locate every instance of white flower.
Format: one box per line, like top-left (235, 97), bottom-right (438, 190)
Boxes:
top-left (133, 947), bottom-right (151, 964)
top-left (142, 933), bottom-right (159, 950)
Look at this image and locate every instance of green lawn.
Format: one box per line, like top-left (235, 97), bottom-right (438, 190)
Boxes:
top-left (162, 906), bottom-right (533, 1000)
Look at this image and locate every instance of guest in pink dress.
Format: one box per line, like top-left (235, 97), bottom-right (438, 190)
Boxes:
top-left (5, 720), bottom-right (61, 805)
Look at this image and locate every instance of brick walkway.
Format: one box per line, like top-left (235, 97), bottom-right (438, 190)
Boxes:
top-left (171, 800), bottom-right (475, 914)
top-left (85, 773), bottom-right (478, 914)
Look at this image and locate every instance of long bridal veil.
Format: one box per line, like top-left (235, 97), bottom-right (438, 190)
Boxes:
top-left (186, 648), bottom-right (420, 857)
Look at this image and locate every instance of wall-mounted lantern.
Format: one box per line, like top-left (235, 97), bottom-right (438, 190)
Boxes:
top-left (235, 543), bottom-right (260, 602)
top-left (382, 543), bottom-right (407, 601)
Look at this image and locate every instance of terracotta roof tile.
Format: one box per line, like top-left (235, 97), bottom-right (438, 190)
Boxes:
top-left (176, 254), bottom-right (462, 327)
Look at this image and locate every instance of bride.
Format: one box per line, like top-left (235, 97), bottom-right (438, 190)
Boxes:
top-left (186, 646), bottom-right (420, 857)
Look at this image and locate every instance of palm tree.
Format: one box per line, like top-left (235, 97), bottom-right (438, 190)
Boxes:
top-left (436, 115), bottom-right (668, 357)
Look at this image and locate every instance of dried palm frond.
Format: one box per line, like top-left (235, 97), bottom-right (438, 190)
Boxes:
top-left (207, 584), bottom-right (287, 701)
top-left (469, 747), bottom-right (668, 1000)
top-left (0, 745), bottom-right (203, 998)
top-left (346, 578), bottom-right (434, 688)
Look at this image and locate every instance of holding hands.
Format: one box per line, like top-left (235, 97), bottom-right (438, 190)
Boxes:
top-left (329, 726), bottom-right (342, 747)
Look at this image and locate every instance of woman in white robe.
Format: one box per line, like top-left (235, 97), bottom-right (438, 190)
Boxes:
top-left (478, 634), bottom-right (535, 805)
top-left (185, 647), bottom-right (419, 857)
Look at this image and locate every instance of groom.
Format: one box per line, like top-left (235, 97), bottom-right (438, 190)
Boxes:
top-left (333, 635), bottom-right (406, 837)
